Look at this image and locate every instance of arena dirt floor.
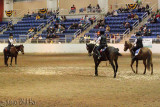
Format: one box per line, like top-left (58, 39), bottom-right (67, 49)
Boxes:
top-left (0, 53), bottom-right (160, 107)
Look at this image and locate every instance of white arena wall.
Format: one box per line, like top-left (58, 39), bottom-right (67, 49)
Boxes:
top-left (0, 44), bottom-right (160, 54)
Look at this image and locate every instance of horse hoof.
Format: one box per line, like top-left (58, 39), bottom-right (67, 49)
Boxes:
top-left (94, 74), bottom-right (98, 77)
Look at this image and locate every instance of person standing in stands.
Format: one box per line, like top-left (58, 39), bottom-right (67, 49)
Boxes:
top-left (70, 5), bottom-right (76, 14)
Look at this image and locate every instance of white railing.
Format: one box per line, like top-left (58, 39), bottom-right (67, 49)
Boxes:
top-left (83, 23), bottom-right (90, 30)
top-left (122, 28), bottom-right (130, 40)
top-left (37, 23), bottom-right (45, 32)
top-left (47, 16), bottom-right (54, 24)
top-left (74, 29), bottom-right (81, 37)
top-left (0, 24), bottom-right (7, 32)
top-left (142, 12), bottom-right (148, 20)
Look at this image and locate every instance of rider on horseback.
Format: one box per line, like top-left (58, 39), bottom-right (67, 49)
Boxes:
top-left (95, 31), bottom-right (107, 59)
top-left (131, 36), bottom-right (143, 59)
top-left (8, 33), bottom-right (16, 53)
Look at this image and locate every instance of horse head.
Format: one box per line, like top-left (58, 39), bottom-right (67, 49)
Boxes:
top-left (124, 41), bottom-right (132, 51)
top-left (86, 43), bottom-right (95, 56)
top-left (19, 44), bottom-right (24, 54)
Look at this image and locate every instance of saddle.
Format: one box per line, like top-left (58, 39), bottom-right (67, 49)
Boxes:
top-left (135, 48), bottom-right (142, 56)
top-left (99, 47), bottom-right (108, 61)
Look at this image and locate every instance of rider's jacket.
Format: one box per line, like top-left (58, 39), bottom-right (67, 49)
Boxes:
top-left (100, 35), bottom-right (107, 45)
top-left (136, 37), bottom-right (143, 48)
top-left (8, 38), bottom-right (14, 46)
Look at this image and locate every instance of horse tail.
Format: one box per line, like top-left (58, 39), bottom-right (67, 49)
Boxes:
top-left (147, 51), bottom-right (152, 71)
top-left (116, 48), bottom-right (122, 56)
top-left (117, 52), bottom-right (122, 56)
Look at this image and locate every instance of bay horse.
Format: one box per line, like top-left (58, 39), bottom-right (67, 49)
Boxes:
top-left (86, 43), bottom-right (122, 78)
top-left (4, 45), bottom-right (24, 66)
top-left (124, 41), bottom-right (153, 74)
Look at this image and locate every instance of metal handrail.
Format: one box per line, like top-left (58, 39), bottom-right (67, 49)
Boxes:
top-left (74, 29), bottom-right (81, 37)
top-left (37, 23), bottom-right (45, 32)
top-left (142, 12), bottom-right (148, 20)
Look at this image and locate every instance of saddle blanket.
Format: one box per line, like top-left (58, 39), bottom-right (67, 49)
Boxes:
top-left (135, 49), bottom-right (141, 56)
top-left (100, 47), bottom-right (107, 53)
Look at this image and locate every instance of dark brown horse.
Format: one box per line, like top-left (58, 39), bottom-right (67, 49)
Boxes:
top-left (124, 41), bottom-right (153, 74)
top-left (86, 43), bottom-right (122, 78)
top-left (4, 45), bottom-right (24, 66)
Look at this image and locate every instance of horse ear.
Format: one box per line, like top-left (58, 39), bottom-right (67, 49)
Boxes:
top-left (125, 41), bottom-right (127, 44)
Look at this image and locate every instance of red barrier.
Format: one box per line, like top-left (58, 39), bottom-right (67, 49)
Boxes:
top-left (0, 0), bottom-right (4, 22)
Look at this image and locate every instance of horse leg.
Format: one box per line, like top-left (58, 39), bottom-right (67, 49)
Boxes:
top-left (6, 56), bottom-right (9, 66)
top-left (131, 59), bottom-right (136, 73)
top-left (143, 59), bottom-right (147, 74)
top-left (151, 63), bottom-right (153, 75)
top-left (136, 60), bottom-right (138, 74)
top-left (109, 60), bottom-right (116, 78)
top-left (114, 59), bottom-right (118, 78)
top-left (95, 60), bottom-right (100, 76)
top-left (10, 56), bottom-right (13, 66)
top-left (15, 56), bottom-right (17, 65)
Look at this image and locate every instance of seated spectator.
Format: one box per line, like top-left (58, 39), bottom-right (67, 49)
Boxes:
top-left (134, 14), bottom-right (139, 19)
top-left (43, 13), bottom-right (47, 19)
top-left (54, 23), bottom-right (59, 29)
top-left (143, 29), bottom-right (148, 36)
top-left (80, 17), bottom-right (84, 21)
top-left (33, 27), bottom-right (37, 32)
top-left (55, 17), bottom-right (60, 23)
top-left (106, 12), bottom-right (111, 17)
top-left (36, 15), bottom-right (40, 20)
top-left (156, 13), bottom-right (160, 18)
top-left (60, 16), bottom-right (63, 21)
top-left (47, 27), bottom-right (50, 34)
top-left (105, 25), bottom-right (110, 32)
top-left (141, 7), bottom-right (146, 12)
top-left (95, 24), bottom-right (99, 29)
top-left (131, 13), bottom-right (135, 19)
top-left (39, 35), bottom-right (43, 40)
top-left (78, 22), bottom-right (83, 28)
top-left (87, 4), bottom-right (92, 13)
top-left (7, 23), bottom-right (14, 31)
top-left (100, 21), bottom-right (105, 28)
top-left (113, 10), bottom-right (118, 17)
top-left (26, 12), bottom-right (31, 18)
top-left (70, 23), bottom-right (78, 29)
top-left (125, 22), bottom-right (131, 29)
top-left (118, 7), bottom-right (123, 13)
top-left (28, 27), bottom-right (34, 33)
top-left (63, 16), bottom-right (67, 22)
top-left (61, 24), bottom-right (66, 29)
top-left (127, 14), bottom-right (131, 19)
top-left (146, 4), bottom-right (149, 9)
top-left (153, 16), bottom-right (157, 23)
top-left (143, 25), bottom-right (147, 31)
top-left (147, 29), bottom-right (152, 36)
top-left (139, 26), bottom-right (144, 32)
top-left (84, 15), bottom-right (90, 23)
top-left (116, 33), bottom-right (120, 37)
top-left (70, 5), bottom-right (76, 14)
top-left (89, 16), bottom-right (96, 24)
top-left (96, 4), bottom-right (101, 13)
top-left (138, 7), bottom-right (142, 12)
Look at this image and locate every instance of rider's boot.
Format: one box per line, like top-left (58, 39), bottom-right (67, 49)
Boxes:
top-left (96, 50), bottom-right (101, 59)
